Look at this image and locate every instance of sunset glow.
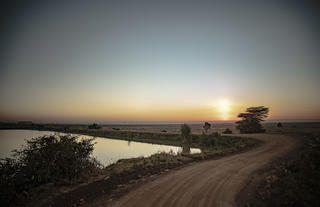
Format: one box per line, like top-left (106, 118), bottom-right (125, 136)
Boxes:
top-left (1, 1), bottom-right (320, 123)
top-left (217, 99), bottom-right (231, 121)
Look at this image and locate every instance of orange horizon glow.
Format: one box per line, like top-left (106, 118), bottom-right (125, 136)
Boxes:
top-left (2, 96), bottom-right (319, 123)
top-left (2, 2), bottom-right (320, 123)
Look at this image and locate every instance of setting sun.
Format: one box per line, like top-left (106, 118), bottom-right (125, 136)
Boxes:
top-left (214, 99), bottom-right (231, 120)
top-left (1, 1), bottom-right (320, 206)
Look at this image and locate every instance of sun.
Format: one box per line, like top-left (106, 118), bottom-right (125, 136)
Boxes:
top-left (217, 99), bottom-right (231, 120)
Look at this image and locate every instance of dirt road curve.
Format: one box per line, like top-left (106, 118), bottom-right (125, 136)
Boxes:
top-left (111, 134), bottom-right (298, 207)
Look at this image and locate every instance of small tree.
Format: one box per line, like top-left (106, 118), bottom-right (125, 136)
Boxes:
top-left (236, 106), bottom-right (269, 133)
top-left (180, 124), bottom-right (191, 154)
top-left (203, 122), bottom-right (211, 134)
top-left (277, 122), bottom-right (283, 127)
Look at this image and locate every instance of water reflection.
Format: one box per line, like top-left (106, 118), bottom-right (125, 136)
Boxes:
top-left (0, 130), bottom-right (201, 167)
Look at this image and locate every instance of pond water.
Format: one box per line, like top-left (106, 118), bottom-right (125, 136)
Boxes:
top-left (0, 130), bottom-right (200, 166)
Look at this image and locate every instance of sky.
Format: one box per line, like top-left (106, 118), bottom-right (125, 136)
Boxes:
top-left (1, 0), bottom-right (320, 123)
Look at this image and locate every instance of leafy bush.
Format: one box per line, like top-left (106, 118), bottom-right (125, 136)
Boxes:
top-left (223, 128), bottom-right (232, 134)
top-left (0, 134), bottom-right (100, 205)
top-left (200, 133), bottom-right (215, 148)
top-left (200, 132), bottom-right (222, 148)
top-left (199, 132), bottom-right (257, 152)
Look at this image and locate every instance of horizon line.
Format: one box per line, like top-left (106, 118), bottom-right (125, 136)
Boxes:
top-left (1, 119), bottom-right (320, 125)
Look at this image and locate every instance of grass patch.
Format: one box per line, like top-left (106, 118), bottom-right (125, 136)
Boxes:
top-left (250, 133), bottom-right (320, 207)
top-left (104, 135), bottom-right (260, 177)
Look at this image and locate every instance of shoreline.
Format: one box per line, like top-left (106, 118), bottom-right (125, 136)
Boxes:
top-left (0, 126), bottom-right (192, 147)
top-left (0, 126), bottom-right (262, 207)
top-left (43, 136), bottom-right (263, 207)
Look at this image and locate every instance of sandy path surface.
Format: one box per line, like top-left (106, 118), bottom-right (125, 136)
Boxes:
top-left (110, 134), bottom-right (297, 207)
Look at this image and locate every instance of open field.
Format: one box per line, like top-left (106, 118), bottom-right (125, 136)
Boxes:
top-left (2, 121), bottom-right (320, 134)
top-left (2, 122), bottom-right (320, 143)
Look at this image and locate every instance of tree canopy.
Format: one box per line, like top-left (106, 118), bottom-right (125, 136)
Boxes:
top-left (236, 106), bottom-right (269, 133)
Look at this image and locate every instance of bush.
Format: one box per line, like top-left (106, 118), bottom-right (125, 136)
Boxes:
top-left (0, 134), bottom-right (100, 205)
top-left (211, 132), bottom-right (221, 137)
top-left (200, 132), bottom-right (222, 148)
top-left (223, 128), bottom-right (232, 134)
top-left (88, 123), bottom-right (102, 129)
top-left (277, 122), bottom-right (283, 127)
top-left (200, 133), bottom-right (215, 148)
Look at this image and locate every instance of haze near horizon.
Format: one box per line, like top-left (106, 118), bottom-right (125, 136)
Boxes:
top-left (1, 1), bottom-right (320, 123)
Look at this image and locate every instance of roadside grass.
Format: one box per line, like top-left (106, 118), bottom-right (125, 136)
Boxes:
top-left (249, 133), bottom-right (320, 207)
top-left (104, 135), bottom-right (260, 177)
top-left (0, 130), bottom-right (260, 207)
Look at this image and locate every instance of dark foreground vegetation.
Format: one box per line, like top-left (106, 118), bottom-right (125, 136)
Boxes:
top-left (245, 132), bottom-right (320, 207)
top-left (0, 131), bottom-right (259, 206)
top-left (0, 135), bottom-right (102, 206)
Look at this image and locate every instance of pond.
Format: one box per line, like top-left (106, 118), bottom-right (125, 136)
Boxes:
top-left (0, 130), bottom-right (201, 166)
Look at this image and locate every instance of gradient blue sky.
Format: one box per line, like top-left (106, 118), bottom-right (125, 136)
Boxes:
top-left (1, 1), bottom-right (320, 123)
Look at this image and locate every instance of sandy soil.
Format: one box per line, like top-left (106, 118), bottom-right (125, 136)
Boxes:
top-left (108, 134), bottom-right (298, 207)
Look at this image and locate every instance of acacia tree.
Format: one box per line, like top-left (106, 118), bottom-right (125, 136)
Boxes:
top-left (203, 122), bottom-right (211, 134)
top-left (236, 106), bottom-right (269, 133)
top-left (180, 124), bottom-right (191, 154)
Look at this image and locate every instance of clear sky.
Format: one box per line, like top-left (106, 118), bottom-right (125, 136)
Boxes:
top-left (1, 1), bottom-right (320, 123)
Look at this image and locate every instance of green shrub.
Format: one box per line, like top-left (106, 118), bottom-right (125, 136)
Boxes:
top-left (223, 128), bottom-right (232, 134)
top-left (211, 132), bottom-right (221, 137)
top-left (200, 133), bottom-right (216, 148)
top-left (0, 134), bottom-right (100, 205)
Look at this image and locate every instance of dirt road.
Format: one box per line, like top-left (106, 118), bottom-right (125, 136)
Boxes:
top-left (110, 134), bottom-right (298, 207)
